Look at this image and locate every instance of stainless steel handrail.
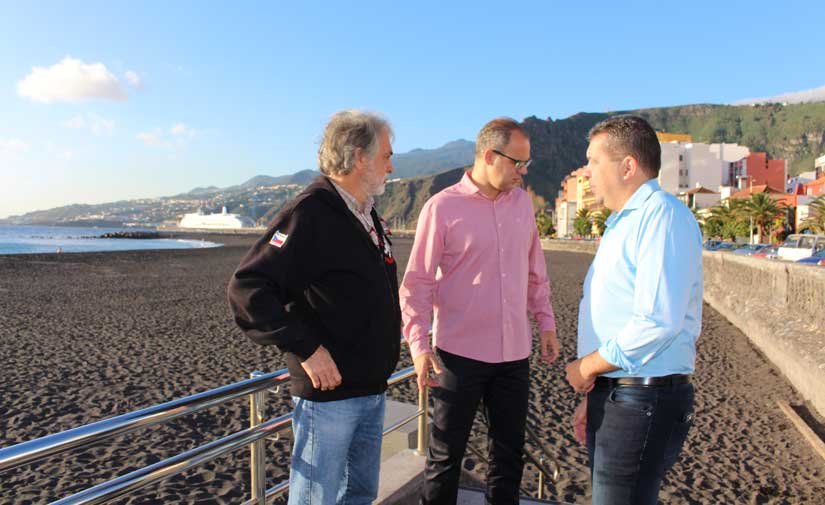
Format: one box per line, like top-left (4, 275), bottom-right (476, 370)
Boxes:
top-left (467, 405), bottom-right (561, 500)
top-left (0, 369), bottom-right (290, 473)
top-left (0, 366), bottom-right (426, 505)
top-left (51, 412), bottom-right (293, 505)
top-left (2, 361), bottom-right (558, 504)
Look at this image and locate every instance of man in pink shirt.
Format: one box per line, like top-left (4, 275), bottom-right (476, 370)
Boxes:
top-left (400, 118), bottom-right (559, 504)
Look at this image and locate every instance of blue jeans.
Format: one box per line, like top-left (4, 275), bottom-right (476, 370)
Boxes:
top-left (288, 393), bottom-right (386, 505)
top-left (586, 382), bottom-right (694, 505)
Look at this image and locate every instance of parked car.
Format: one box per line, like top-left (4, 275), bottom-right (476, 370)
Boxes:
top-left (704, 240), bottom-right (738, 251)
top-left (752, 245), bottom-right (780, 259)
top-left (703, 240), bottom-right (723, 251)
top-left (777, 234), bottom-right (825, 261)
top-left (715, 242), bottom-right (739, 252)
top-left (732, 244), bottom-right (770, 256)
top-left (797, 249), bottom-right (825, 266)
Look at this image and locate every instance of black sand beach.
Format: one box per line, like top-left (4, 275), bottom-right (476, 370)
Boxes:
top-left (1, 236), bottom-right (824, 504)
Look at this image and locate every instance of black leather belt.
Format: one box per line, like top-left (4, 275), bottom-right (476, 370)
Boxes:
top-left (595, 374), bottom-right (692, 388)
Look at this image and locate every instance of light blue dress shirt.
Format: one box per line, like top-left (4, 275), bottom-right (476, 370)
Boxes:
top-left (577, 179), bottom-right (703, 378)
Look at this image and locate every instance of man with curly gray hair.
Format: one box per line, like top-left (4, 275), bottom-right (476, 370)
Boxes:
top-left (228, 109), bottom-right (399, 505)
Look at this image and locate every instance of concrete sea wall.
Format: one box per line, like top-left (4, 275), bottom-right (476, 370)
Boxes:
top-left (702, 252), bottom-right (825, 416)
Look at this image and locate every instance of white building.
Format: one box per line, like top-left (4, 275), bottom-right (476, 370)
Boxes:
top-left (555, 197), bottom-right (577, 238)
top-left (658, 141), bottom-right (749, 195)
top-left (677, 184), bottom-right (721, 211)
top-left (787, 171), bottom-right (818, 193)
top-left (816, 154), bottom-right (825, 174)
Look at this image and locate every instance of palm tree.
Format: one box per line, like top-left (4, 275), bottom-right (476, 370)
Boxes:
top-left (745, 192), bottom-right (784, 243)
top-left (535, 212), bottom-right (555, 237)
top-left (706, 202), bottom-right (749, 241)
top-left (800, 195), bottom-right (825, 234)
top-left (590, 208), bottom-right (612, 237)
top-left (573, 208), bottom-right (591, 238)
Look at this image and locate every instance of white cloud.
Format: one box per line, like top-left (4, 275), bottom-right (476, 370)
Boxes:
top-left (137, 130), bottom-right (168, 148)
top-left (125, 70), bottom-right (142, 89)
top-left (61, 113), bottom-right (115, 136)
top-left (17, 56), bottom-right (127, 103)
top-left (0, 138), bottom-right (30, 159)
top-left (170, 122), bottom-right (196, 137)
top-left (139, 122), bottom-right (198, 149)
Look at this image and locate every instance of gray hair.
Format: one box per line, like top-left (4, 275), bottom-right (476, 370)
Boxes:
top-left (318, 110), bottom-right (393, 176)
top-left (475, 117), bottom-right (528, 158)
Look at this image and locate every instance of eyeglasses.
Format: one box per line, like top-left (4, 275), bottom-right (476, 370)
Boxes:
top-left (493, 149), bottom-right (532, 170)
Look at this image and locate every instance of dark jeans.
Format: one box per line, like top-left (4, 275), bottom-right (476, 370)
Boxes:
top-left (421, 349), bottom-right (529, 505)
top-left (586, 381), bottom-right (695, 505)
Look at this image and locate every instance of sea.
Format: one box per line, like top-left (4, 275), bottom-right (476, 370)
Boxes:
top-left (0, 224), bottom-right (222, 255)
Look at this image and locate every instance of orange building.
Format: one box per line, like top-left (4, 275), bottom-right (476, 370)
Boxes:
top-left (656, 132), bottom-right (693, 143)
top-left (729, 184), bottom-right (797, 207)
top-left (804, 176), bottom-right (825, 197)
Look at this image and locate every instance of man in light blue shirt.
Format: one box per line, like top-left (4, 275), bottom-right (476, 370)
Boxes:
top-left (565, 115), bottom-right (702, 505)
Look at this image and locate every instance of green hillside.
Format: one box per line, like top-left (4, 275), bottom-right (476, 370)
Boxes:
top-left (377, 102), bottom-right (825, 228)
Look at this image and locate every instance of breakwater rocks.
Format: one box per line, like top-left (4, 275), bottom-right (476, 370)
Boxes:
top-left (98, 231), bottom-right (165, 239)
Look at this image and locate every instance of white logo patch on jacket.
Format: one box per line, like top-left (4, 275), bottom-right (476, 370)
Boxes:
top-left (269, 231), bottom-right (288, 248)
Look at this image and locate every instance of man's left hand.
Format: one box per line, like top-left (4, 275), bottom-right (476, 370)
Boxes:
top-left (565, 357), bottom-right (596, 394)
top-left (539, 330), bottom-right (560, 365)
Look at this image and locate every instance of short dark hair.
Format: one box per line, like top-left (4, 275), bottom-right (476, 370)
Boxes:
top-left (475, 117), bottom-right (529, 158)
top-left (588, 115), bottom-right (661, 178)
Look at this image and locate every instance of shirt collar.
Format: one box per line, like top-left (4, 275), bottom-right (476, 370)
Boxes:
top-left (620, 178), bottom-right (660, 213)
top-left (329, 179), bottom-right (374, 214)
top-left (605, 178), bottom-right (660, 228)
top-left (457, 170), bottom-right (515, 201)
top-left (457, 171), bottom-right (483, 195)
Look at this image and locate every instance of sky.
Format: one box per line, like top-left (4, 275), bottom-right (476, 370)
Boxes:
top-left (1, 1), bottom-right (824, 218)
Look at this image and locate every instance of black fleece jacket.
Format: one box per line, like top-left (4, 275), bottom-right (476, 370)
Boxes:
top-left (227, 176), bottom-right (401, 401)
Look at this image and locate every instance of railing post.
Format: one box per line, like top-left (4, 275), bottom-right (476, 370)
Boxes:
top-left (249, 371), bottom-right (267, 504)
top-left (416, 384), bottom-right (429, 456)
top-left (538, 456), bottom-right (545, 500)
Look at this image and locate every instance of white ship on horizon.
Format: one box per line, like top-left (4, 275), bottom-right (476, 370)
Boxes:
top-left (178, 207), bottom-right (256, 229)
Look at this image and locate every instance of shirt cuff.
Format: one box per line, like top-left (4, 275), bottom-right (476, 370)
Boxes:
top-left (406, 333), bottom-right (432, 360)
top-left (597, 339), bottom-right (639, 375)
top-left (536, 313), bottom-right (557, 333)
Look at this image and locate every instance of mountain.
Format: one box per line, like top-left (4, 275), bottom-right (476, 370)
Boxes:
top-left (235, 170), bottom-right (320, 188)
top-left (378, 103), bottom-right (825, 228)
top-left (176, 170), bottom-right (320, 197)
top-left (5, 102), bottom-right (825, 228)
top-left (734, 84), bottom-right (825, 106)
top-left (391, 139), bottom-right (475, 179)
top-left (377, 167), bottom-right (467, 230)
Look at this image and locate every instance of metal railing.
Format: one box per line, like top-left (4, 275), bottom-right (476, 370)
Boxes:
top-left (0, 367), bottom-right (426, 505)
top-left (0, 364), bottom-right (559, 504)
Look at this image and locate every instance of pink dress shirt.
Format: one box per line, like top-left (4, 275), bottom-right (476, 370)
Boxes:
top-left (399, 172), bottom-right (557, 363)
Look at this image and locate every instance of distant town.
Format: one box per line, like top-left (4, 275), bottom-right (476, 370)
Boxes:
top-left (554, 133), bottom-right (825, 250)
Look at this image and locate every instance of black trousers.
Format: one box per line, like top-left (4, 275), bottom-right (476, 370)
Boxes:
top-left (421, 348), bottom-right (530, 505)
